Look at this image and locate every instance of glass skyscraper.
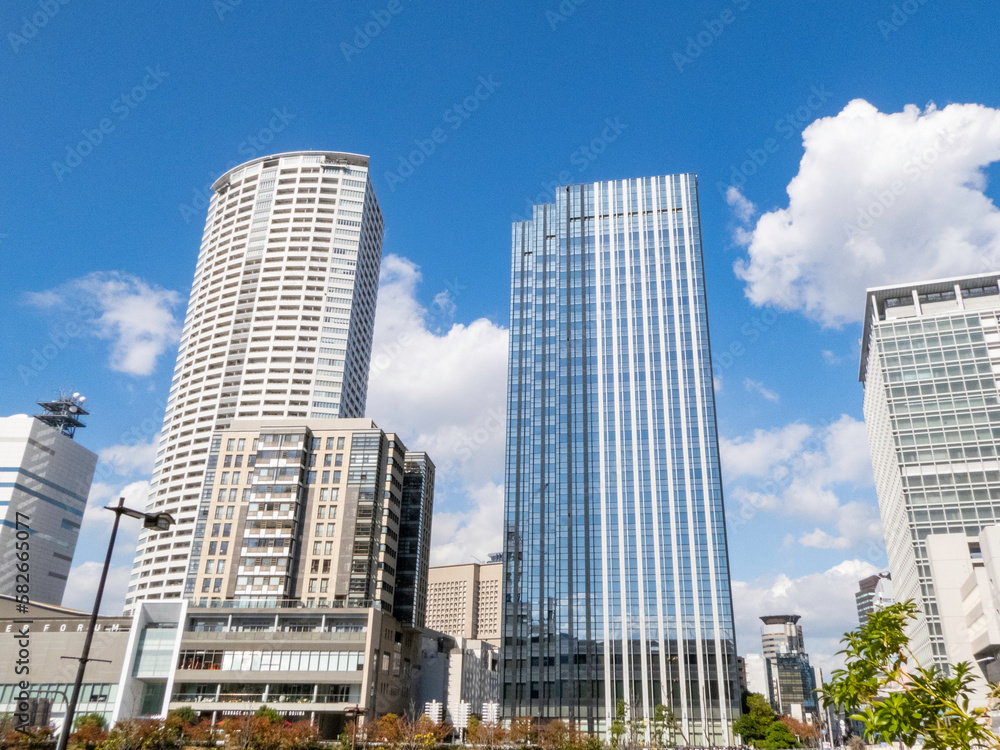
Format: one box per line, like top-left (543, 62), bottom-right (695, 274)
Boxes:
top-left (502, 174), bottom-right (738, 744)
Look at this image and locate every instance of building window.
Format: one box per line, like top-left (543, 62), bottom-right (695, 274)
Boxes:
top-left (335, 454), bottom-right (343, 467)
top-left (315, 524), bottom-right (323, 537)
top-left (322, 471), bottom-right (330, 484)
top-left (227, 439), bottom-right (235, 451)
top-left (211, 524), bottom-right (220, 537)
top-left (205, 560), bottom-right (214, 574)
top-left (309, 579), bottom-right (317, 593)
top-left (226, 506), bottom-right (234, 519)
top-left (223, 524), bottom-right (231, 537)
top-left (337, 437), bottom-right (345, 449)
top-left (217, 560), bottom-right (226, 574)
top-left (213, 578), bottom-right (223, 593)
top-left (220, 542), bottom-right (229, 555)
top-left (317, 506), bottom-right (326, 519)
top-left (215, 507), bottom-right (223, 520)
top-left (201, 579), bottom-right (211, 592)
top-left (327, 523), bottom-right (335, 536)
top-left (224, 455), bottom-right (232, 467)
top-left (324, 542), bottom-right (333, 555)
top-left (313, 542), bottom-right (321, 554)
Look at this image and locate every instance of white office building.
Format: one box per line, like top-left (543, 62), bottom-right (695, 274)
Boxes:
top-left (0, 397), bottom-right (97, 606)
top-left (861, 272), bottom-right (1000, 670)
top-left (125, 151), bottom-right (384, 613)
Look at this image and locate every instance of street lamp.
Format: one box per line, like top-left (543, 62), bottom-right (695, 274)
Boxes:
top-left (55, 497), bottom-right (174, 750)
top-left (344, 705), bottom-right (363, 750)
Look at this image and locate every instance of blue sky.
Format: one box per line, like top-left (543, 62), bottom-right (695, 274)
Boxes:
top-left (3, 0), bottom-right (1000, 668)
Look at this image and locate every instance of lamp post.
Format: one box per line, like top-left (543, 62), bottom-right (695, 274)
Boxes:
top-left (345, 705), bottom-right (362, 750)
top-left (55, 497), bottom-right (174, 750)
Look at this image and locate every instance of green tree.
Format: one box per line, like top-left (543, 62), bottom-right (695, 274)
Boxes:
top-left (823, 600), bottom-right (999, 750)
top-left (760, 720), bottom-right (799, 750)
top-left (732, 693), bottom-right (775, 745)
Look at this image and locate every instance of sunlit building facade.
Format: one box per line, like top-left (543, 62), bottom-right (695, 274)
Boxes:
top-left (502, 174), bottom-right (738, 743)
top-left (126, 151), bottom-right (384, 613)
top-left (861, 273), bottom-right (1000, 670)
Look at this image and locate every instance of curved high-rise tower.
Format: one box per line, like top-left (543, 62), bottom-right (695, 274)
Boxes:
top-left (125, 151), bottom-right (384, 613)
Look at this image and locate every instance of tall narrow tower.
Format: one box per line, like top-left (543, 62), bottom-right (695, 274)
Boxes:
top-left (502, 174), bottom-right (738, 744)
top-left (125, 151), bottom-right (384, 613)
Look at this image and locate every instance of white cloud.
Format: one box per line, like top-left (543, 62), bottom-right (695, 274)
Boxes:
top-left (731, 99), bottom-right (1000, 326)
top-left (98, 436), bottom-right (158, 477)
top-left (27, 271), bottom-right (181, 375)
top-left (366, 255), bottom-right (509, 563)
top-left (744, 377), bottom-right (779, 402)
top-left (723, 416), bottom-right (882, 549)
top-left (733, 559), bottom-right (881, 674)
top-left (721, 422), bottom-right (812, 478)
top-left (62, 561), bottom-right (134, 615)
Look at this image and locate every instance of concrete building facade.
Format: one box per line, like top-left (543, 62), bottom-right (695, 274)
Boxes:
top-left (0, 402), bottom-right (97, 606)
top-left (425, 560), bottom-right (502, 645)
top-left (861, 273), bottom-right (1000, 669)
top-left (149, 418), bottom-right (433, 626)
top-left (127, 151), bottom-right (384, 613)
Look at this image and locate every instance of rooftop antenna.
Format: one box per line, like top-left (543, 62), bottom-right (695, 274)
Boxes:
top-left (35, 392), bottom-right (89, 439)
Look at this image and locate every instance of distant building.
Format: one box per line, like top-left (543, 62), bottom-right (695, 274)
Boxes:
top-left (856, 571), bottom-right (894, 624)
top-left (742, 653), bottom-right (770, 700)
top-left (425, 559), bottom-right (502, 646)
top-left (759, 615), bottom-right (819, 723)
top-left (861, 273), bottom-right (1000, 670)
top-left (760, 614), bottom-right (804, 657)
top-left (0, 395), bottom-right (96, 606)
top-left (414, 631), bottom-right (500, 723)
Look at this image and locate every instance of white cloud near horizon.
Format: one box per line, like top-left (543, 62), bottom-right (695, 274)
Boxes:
top-left (26, 271), bottom-right (182, 376)
top-left (731, 99), bottom-right (1000, 326)
top-left (722, 415), bottom-right (883, 550)
top-left (366, 254), bottom-right (510, 565)
top-left (733, 559), bottom-right (882, 675)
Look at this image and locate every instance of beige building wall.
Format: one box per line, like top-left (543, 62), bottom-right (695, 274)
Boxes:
top-left (425, 561), bottom-right (502, 646)
top-left (177, 418), bottom-right (411, 615)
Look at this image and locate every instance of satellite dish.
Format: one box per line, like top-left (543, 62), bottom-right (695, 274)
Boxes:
top-left (73, 392), bottom-right (80, 398)
top-left (79, 396), bottom-right (86, 402)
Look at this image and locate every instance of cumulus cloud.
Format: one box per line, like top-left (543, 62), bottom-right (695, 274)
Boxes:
top-left (26, 271), bottom-right (181, 375)
top-left (366, 255), bottom-right (509, 564)
top-left (733, 559), bottom-right (882, 673)
top-left (722, 416), bottom-right (882, 549)
top-left (731, 99), bottom-right (1000, 326)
